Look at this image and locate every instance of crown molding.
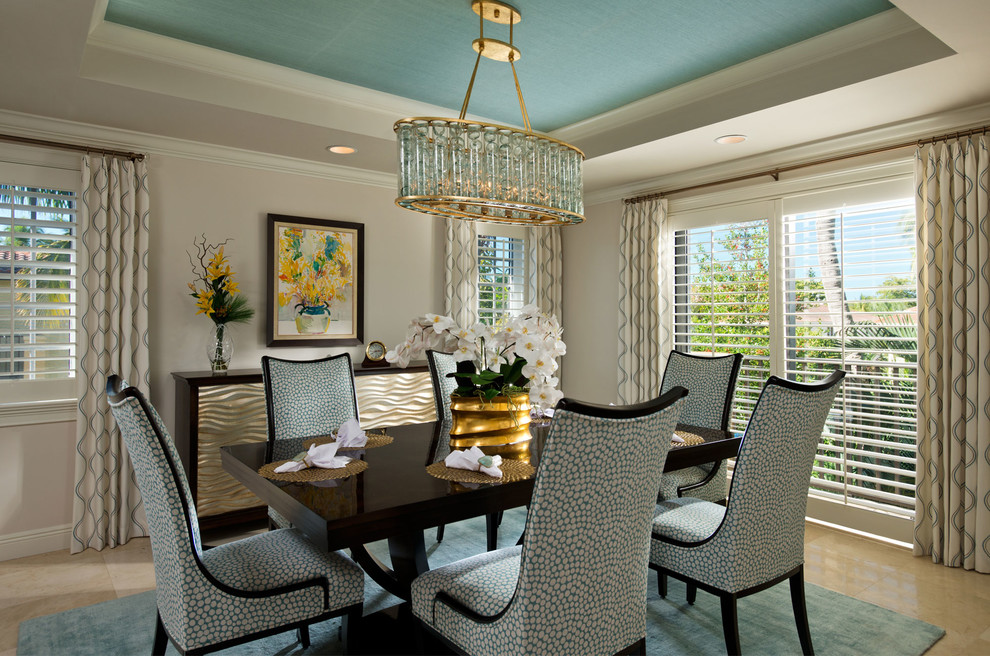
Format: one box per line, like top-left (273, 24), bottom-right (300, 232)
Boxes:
top-left (554, 9), bottom-right (952, 158)
top-left (0, 109), bottom-right (396, 188)
top-left (584, 101), bottom-right (990, 207)
top-left (81, 21), bottom-right (499, 142)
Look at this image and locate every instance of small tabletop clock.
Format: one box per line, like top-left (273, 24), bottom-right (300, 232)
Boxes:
top-left (362, 340), bottom-right (389, 367)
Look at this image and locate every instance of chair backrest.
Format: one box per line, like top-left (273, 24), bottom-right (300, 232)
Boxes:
top-left (660, 351), bottom-right (742, 430)
top-left (262, 353), bottom-right (358, 448)
top-left (426, 350), bottom-right (457, 423)
top-left (716, 370), bottom-right (845, 590)
top-left (106, 375), bottom-right (209, 648)
top-left (510, 388), bottom-right (687, 654)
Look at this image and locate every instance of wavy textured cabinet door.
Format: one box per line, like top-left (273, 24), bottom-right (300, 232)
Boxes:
top-left (173, 363), bottom-right (433, 528)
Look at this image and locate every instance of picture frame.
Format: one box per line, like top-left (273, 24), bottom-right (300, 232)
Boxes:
top-left (266, 213), bottom-right (364, 346)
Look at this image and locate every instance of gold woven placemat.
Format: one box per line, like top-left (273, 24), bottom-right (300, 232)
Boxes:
top-left (258, 458), bottom-right (368, 482)
top-left (671, 431), bottom-right (705, 448)
top-left (303, 431), bottom-right (393, 451)
top-left (426, 459), bottom-right (535, 484)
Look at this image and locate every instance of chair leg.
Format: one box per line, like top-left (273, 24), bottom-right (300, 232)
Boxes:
top-left (719, 594), bottom-right (741, 656)
top-left (153, 610), bottom-right (168, 656)
top-left (789, 568), bottom-right (815, 655)
top-left (298, 625), bottom-right (311, 648)
top-left (486, 512), bottom-right (499, 551)
top-left (686, 582), bottom-right (697, 605)
top-left (341, 606), bottom-right (361, 654)
top-left (436, 524), bottom-right (445, 543)
top-left (657, 571), bottom-right (667, 598)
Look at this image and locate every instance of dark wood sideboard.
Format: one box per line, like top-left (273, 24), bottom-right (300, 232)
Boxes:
top-left (172, 362), bottom-right (433, 530)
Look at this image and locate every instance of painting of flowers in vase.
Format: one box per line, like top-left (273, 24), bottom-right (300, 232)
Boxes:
top-left (266, 214), bottom-right (364, 346)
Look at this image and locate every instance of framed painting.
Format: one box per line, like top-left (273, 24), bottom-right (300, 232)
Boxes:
top-left (266, 214), bottom-right (364, 346)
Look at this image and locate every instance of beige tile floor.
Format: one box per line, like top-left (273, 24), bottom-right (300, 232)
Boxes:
top-left (2, 522), bottom-right (988, 655)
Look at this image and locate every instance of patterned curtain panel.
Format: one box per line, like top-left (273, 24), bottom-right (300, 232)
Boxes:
top-left (443, 216), bottom-right (479, 327)
top-left (913, 135), bottom-right (990, 573)
top-left (618, 197), bottom-right (672, 404)
top-left (527, 225), bottom-right (562, 319)
top-left (71, 154), bottom-right (151, 554)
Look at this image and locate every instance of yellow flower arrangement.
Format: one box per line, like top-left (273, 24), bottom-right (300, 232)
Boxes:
top-left (277, 228), bottom-right (352, 316)
top-left (187, 236), bottom-right (254, 326)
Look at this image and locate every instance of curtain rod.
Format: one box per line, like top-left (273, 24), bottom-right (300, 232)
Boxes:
top-left (623, 123), bottom-right (990, 204)
top-left (0, 132), bottom-right (146, 161)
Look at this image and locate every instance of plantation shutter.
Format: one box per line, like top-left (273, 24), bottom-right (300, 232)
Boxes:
top-left (781, 195), bottom-right (917, 518)
top-left (0, 183), bottom-right (77, 380)
top-left (672, 218), bottom-right (771, 433)
top-left (477, 234), bottom-right (526, 325)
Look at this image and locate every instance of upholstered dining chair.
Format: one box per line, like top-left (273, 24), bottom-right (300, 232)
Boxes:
top-left (657, 350), bottom-right (742, 503)
top-left (411, 387), bottom-right (688, 656)
top-left (427, 349), bottom-right (503, 550)
top-left (106, 375), bottom-right (364, 656)
top-left (262, 352), bottom-right (359, 528)
top-left (649, 370), bottom-right (845, 656)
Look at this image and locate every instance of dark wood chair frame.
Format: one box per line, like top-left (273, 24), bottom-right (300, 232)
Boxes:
top-left (650, 371), bottom-right (846, 656)
top-left (418, 388), bottom-right (689, 656)
top-left (261, 352), bottom-right (360, 462)
top-left (659, 350), bottom-right (743, 497)
top-left (107, 376), bottom-right (362, 656)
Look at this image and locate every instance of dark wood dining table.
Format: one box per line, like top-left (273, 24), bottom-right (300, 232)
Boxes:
top-left (220, 419), bottom-right (740, 602)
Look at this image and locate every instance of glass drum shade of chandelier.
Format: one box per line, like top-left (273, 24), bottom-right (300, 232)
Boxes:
top-left (393, 1), bottom-right (585, 226)
top-left (395, 118), bottom-right (584, 225)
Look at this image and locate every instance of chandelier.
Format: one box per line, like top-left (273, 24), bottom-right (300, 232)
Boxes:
top-left (394, 0), bottom-right (585, 226)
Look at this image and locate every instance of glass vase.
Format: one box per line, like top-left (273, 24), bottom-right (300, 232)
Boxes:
top-left (207, 323), bottom-right (232, 374)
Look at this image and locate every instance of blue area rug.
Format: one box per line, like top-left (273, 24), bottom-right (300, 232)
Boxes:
top-left (18, 509), bottom-right (944, 655)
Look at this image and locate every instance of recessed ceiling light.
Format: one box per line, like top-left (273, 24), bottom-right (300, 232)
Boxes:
top-left (327, 145), bottom-right (356, 154)
top-left (715, 134), bottom-right (747, 145)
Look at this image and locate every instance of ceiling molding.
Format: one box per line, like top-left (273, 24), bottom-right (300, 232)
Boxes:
top-left (0, 109), bottom-right (395, 189)
top-left (554, 8), bottom-right (953, 158)
top-left (80, 21), bottom-right (499, 142)
top-left (584, 100), bottom-right (990, 207)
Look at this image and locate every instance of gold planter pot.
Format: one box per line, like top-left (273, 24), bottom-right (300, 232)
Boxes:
top-left (449, 393), bottom-right (532, 457)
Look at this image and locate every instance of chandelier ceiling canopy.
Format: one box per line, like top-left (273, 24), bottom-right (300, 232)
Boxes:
top-left (394, 0), bottom-right (585, 226)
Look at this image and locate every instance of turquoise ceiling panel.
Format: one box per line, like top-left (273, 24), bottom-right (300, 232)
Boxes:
top-left (104, 0), bottom-right (895, 132)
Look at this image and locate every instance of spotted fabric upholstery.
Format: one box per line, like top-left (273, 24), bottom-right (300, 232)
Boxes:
top-left (106, 378), bottom-right (363, 653)
top-left (412, 546), bottom-right (522, 618)
top-left (657, 461), bottom-right (728, 502)
top-left (263, 353), bottom-right (358, 442)
top-left (427, 350), bottom-right (458, 423)
top-left (650, 374), bottom-right (843, 594)
top-left (652, 497), bottom-right (725, 543)
top-left (658, 351), bottom-right (741, 502)
top-left (262, 353), bottom-right (358, 528)
top-left (412, 393), bottom-right (687, 656)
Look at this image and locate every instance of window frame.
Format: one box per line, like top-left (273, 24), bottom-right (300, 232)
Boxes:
top-left (476, 224), bottom-right (529, 326)
top-left (0, 149), bottom-right (81, 423)
top-left (666, 159), bottom-right (917, 543)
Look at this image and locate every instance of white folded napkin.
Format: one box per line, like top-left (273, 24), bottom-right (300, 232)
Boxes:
top-left (444, 445), bottom-right (503, 478)
top-left (672, 432), bottom-right (686, 444)
top-left (335, 418), bottom-right (367, 448)
top-left (274, 442), bottom-right (352, 473)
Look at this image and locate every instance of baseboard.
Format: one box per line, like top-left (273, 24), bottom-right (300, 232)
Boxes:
top-left (0, 523), bottom-right (72, 561)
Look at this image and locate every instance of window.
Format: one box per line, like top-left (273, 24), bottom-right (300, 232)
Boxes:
top-left (0, 183), bottom-right (77, 382)
top-left (674, 218), bottom-right (770, 433)
top-left (670, 170), bottom-right (918, 538)
top-left (783, 197), bottom-right (917, 520)
top-left (477, 233), bottom-right (526, 325)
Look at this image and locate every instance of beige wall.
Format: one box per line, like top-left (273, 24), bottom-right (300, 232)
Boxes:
top-left (146, 154), bottom-right (445, 429)
top-left (0, 420), bottom-right (76, 551)
top-left (559, 199), bottom-right (623, 404)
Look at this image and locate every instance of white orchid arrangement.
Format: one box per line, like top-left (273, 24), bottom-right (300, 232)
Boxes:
top-left (386, 305), bottom-right (566, 411)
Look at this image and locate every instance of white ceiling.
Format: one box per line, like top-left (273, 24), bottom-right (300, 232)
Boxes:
top-left (1, 0), bottom-right (989, 198)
